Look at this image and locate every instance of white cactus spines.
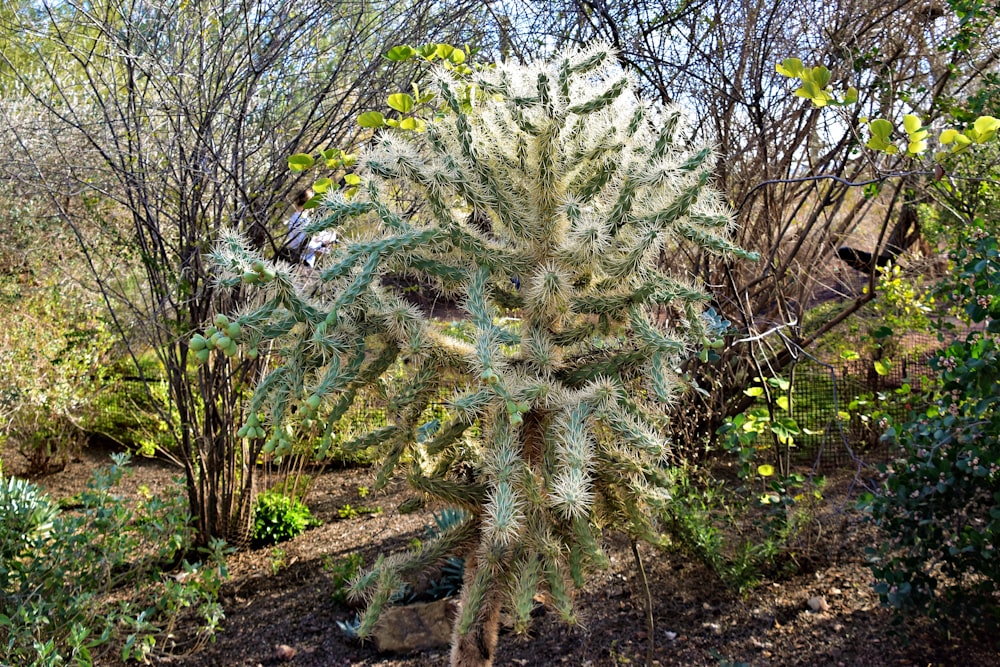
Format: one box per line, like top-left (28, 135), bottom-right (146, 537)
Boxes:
top-left (212, 43), bottom-right (751, 665)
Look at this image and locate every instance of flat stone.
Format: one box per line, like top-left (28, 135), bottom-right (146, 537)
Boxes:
top-left (372, 598), bottom-right (456, 653)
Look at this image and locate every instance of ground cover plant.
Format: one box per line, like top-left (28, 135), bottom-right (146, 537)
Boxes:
top-left (0, 454), bottom-right (226, 665)
top-left (208, 42), bottom-right (753, 666)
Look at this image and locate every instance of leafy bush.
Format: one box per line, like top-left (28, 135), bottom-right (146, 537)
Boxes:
top-left (867, 227), bottom-right (1000, 621)
top-left (0, 454), bottom-right (226, 665)
top-left (251, 489), bottom-right (319, 547)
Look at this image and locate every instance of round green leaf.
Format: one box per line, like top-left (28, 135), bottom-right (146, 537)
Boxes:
top-left (399, 117), bottom-right (427, 132)
top-left (313, 177), bottom-right (334, 193)
top-left (757, 464), bottom-right (775, 477)
top-left (358, 111), bottom-right (386, 128)
top-left (386, 45), bottom-right (414, 61)
top-left (387, 93), bottom-right (415, 114)
top-left (287, 154), bottom-right (315, 172)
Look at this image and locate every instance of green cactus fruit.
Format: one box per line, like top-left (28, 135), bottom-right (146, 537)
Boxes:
top-left (195, 348), bottom-right (211, 364)
top-left (251, 259), bottom-right (266, 273)
top-left (226, 322), bottom-right (241, 339)
top-left (214, 313), bottom-right (230, 329)
top-left (247, 347), bottom-right (259, 359)
top-left (242, 271), bottom-right (259, 284)
top-left (190, 334), bottom-right (207, 351)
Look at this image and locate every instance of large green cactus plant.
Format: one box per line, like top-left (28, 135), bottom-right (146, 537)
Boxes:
top-left (210, 43), bottom-right (751, 666)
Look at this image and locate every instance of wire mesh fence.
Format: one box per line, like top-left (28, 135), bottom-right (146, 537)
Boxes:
top-left (781, 336), bottom-right (943, 470)
top-left (92, 334), bottom-right (951, 471)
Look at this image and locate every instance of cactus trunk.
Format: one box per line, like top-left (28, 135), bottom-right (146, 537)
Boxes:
top-left (450, 549), bottom-right (504, 667)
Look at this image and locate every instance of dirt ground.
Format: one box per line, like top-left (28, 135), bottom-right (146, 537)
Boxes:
top-left (31, 445), bottom-right (1000, 667)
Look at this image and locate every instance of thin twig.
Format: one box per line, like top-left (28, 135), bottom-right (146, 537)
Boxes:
top-left (630, 539), bottom-right (655, 667)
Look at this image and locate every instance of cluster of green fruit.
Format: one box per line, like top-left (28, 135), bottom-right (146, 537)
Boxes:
top-left (236, 412), bottom-right (265, 440)
top-left (189, 314), bottom-right (257, 363)
top-left (262, 429), bottom-right (293, 456)
top-left (241, 259), bottom-right (277, 285)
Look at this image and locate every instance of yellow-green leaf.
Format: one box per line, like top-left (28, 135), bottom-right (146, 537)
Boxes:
top-left (775, 58), bottom-right (804, 78)
top-left (940, 128), bottom-right (959, 144)
top-left (387, 93), bottom-right (414, 114)
top-left (869, 118), bottom-right (894, 139)
top-left (386, 45), bottom-right (414, 61)
top-left (312, 177), bottom-right (333, 193)
top-left (757, 464), bottom-right (775, 477)
top-left (358, 111), bottom-right (385, 128)
top-left (287, 154), bottom-right (315, 172)
top-left (874, 360), bottom-right (889, 376)
top-left (907, 139), bottom-right (928, 156)
top-left (449, 48), bottom-right (466, 65)
top-left (810, 65), bottom-right (831, 89)
top-left (776, 395), bottom-right (790, 411)
top-left (343, 173), bottom-right (361, 186)
top-left (903, 114), bottom-right (922, 134)
top-left (744, 386), bottom-right (764, 397)
top-left (972, 115), bottom-right (999, 143)
top-left (435, 44), bottom-right (455, 60)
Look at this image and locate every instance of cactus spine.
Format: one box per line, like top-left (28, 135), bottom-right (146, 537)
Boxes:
top-left (212, 43), bottom-right (751, 666)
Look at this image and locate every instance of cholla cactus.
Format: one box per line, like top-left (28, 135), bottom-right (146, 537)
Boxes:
top-left (211, 43), bottom-right (751, 666)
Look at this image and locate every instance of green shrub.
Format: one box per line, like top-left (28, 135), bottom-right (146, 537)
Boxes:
top-left (251, 489), bottom-right (319, 547)
top-left (0, 279), bottom-right (117, 474)
top-left (867, 227), bottom-right (1000, 622)
top-left (0, 454), bottom-right (226, 665)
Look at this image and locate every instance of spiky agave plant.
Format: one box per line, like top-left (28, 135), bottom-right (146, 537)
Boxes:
top-left (210, 43), bottom-right (752, 667)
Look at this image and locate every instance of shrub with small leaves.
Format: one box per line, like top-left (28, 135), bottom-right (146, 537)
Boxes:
top-left (251, 490), bottom-right (319, 547)
top-left (867, 225), bottom-right (1000, 622)
top-left (0, 454), bottom-right (226, 665)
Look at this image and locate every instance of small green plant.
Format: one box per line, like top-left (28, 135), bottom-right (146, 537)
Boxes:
top-left (714, 376), bottom-right (827, 583)
top-left (269, 547), bottom-right (288, 575)
top-left (336, 503), bottom-right (382, 520)
top-left (326, 552), bottom-right (365, 605)
top-left (251, 490), bottom-right (319, 547)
